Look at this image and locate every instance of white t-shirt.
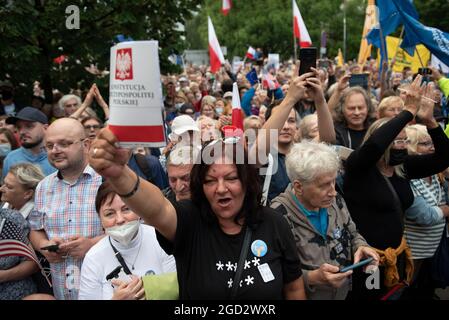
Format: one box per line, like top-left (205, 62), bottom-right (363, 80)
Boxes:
top-left (79, 224), bottom-right (176, 300)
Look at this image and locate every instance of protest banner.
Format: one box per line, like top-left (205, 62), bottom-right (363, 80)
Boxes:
top-left (267, 54), bottom-right (280, 70)
top-left (383, 36), bottom-right (430, 73)
top-left (109, 40), bottom-right (166, 148)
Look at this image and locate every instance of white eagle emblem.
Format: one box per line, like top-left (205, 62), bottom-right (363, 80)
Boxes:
top-left (115, 48), bottom-right (133, 80)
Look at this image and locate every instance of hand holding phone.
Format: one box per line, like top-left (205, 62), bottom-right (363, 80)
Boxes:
top-left (349, 73), bottom-right (369, 91)
top-left (339, 257), bottom-right (374, 273)
top-left (40, 244), bottom-right (60, 252)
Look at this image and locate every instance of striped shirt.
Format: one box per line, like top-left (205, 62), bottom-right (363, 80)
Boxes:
top-left (404, 175), bottom-right (446, 259)
top-left (29, 165), bottom-right (103, 300)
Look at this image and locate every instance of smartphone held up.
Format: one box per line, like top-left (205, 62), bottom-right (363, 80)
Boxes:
top-left (298, 47), bottom-right (317, 76)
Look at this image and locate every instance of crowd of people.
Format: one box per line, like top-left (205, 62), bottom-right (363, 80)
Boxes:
top-left (0, 52), bottom-right (448, 300)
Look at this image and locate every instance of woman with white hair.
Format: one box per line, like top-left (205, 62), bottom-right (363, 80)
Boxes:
top-left (271, 141), bottom-right (379, 300)
top-left (59, 94), bottom-right (82, 117)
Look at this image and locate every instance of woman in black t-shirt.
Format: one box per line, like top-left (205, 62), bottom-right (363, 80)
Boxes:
top-left (89, 132), bottom-right (306, 300)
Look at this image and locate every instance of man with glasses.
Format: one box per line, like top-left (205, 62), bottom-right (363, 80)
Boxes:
top-left (28, 118), bottom-right (103, 300)
top-left (2, 107), bottom-right (56, 179)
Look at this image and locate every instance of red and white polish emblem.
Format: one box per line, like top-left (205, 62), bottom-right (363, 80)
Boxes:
top-left (115, 48), bottom-right (133, 80)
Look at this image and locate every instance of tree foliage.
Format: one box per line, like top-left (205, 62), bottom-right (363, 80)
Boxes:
top-left (415, 0), bottom-right (449, 33)
top-left (185, 0), bottom-right (366, 62)
top-left (0, 0), bottom-right (201, 104)
top-left (185, 0), bottom-right (449, 65)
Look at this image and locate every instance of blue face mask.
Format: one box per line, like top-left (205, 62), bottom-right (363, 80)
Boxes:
top-left (215, 107), bottom-right (224, 115)
top-left (0, 143), bottom-right (11, 157)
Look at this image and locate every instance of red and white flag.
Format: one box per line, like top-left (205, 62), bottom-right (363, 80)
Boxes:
top-left (208, 16), bottom-right (225, 74)
top-left (222, 0), bottom-right (232, 16)
top-left (293, 0), bottom-right (312, 48)
top-left (246, 46), bottom-right (257, 60)
top-left (231, 82), bottom-right (244, 131)
top-left (262, 70), bottom-right (280, 90)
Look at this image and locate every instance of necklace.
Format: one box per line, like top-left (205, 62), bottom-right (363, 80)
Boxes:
top-left (127, 235), bottom-right (143, 270)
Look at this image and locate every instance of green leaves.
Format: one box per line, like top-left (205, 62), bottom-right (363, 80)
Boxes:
top-left (0, 0), bottom-right (201, 105)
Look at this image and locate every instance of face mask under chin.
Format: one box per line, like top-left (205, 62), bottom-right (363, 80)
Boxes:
top-left (105, 220), bottom-right (140, 246)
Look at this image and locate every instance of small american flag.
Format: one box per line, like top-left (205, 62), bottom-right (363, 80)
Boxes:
top-left (0, 217), bottom-right (52, 287)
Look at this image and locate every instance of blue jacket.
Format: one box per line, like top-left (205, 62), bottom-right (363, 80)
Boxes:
top-left (128, 154), bottom-right (168, 190)
top-left (2, 147), bottom-right (56, 179)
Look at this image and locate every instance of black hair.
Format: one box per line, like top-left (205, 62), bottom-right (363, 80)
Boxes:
top-left (190, 141), bottom-right (262, 229)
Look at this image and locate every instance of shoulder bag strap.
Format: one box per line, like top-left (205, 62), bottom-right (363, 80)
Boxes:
top-left (382, 175), bottom-right (403, 214)
top-left (109, 237), bottom-right (132, 275)
top-left (230, 227), bottom-right (252, 300)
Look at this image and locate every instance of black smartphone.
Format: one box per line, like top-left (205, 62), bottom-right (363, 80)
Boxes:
top-left (340, 257), bottom-right (374, 273)
top-left (298, 47), bottom-right (317, 76)
top-left (418, 67), bottom-right (432, 83)
top-left (40, 244), bottom-right (59, 252)
top-left (349, 73), bottom-right (369, 91)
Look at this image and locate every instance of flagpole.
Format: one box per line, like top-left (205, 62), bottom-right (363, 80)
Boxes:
top-left (391, 26), bottom-right (405, 70)
top-left (294, 32), bottom-right (298, 61)
top-left (416, 48), bottom-right (425, 67)
top-left (378, 24), bottom-right (388, 71)
top-left (343, 0), bottom-right (347, 62)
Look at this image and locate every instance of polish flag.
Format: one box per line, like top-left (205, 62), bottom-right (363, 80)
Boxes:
top-left (208, 17), bottom-right (225, 73)
top-left (246, 46), bottom-right (257, 60)
top-left (222, 0), bottom-right (232, 16)
top-left (231, 82), bottom-right (244, 131)
top-left (293, 0), bottom-right (312, 48)
top-left (262, 70), bottom-right (280, 90)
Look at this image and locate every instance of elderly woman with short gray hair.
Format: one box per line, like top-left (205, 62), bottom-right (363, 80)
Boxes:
top-left (271, 141), bottom-right (379, 300)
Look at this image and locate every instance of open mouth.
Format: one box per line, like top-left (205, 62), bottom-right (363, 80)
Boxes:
top-left (217, 198), bottom-right (232, 206)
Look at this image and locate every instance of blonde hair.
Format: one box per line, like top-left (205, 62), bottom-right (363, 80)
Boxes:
top-left (9, 163), bottom-right (45, 190)
top-left (405, 124), bottom-right (429, 155)
top-left (243, 116), bottom-right (262, 131)
top-left (377, 96), bottom-right (404, 118)
top-left (298, 114), bottom-right (318, 140)
top-left (362, 117), bottom-right (406, 178)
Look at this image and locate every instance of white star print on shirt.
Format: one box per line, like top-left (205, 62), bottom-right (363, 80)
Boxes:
top-left (226, 261), bottom-right (234, 271)
top-left (245, 275), bottom-right (254, 286)
top-left (233, 263), bottom-right (237, 271)
top-left (252, 257), bottom-right (260, 267)
top-left (227, 278), bottom-right (233, 288)
top-left (216, 261), bottom-right (224, 271)
top-left (244, 260), bottom-right (251, 270)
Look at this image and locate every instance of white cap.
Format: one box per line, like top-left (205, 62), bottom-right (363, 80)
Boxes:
top-left (223, 91), bottom-right (233, 99)
top-left (179, 76), bottom-right (188, 82)
top-left (171, 115), bottom-right (200, 136)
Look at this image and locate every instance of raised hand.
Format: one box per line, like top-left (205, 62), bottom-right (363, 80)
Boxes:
top-left (89, 128), bottom-right (131, 180)
top-left (402, 74), bottom-right (426, 116)
top-left (305, 67), bottom-right (326, 106)
top-left (417, 82), bottom-right (438, 128)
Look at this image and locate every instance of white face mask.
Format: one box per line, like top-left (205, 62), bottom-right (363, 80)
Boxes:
top-left (105, 220), bottom-right (140, 246)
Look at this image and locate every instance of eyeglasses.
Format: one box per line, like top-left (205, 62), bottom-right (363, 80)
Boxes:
top-left (84, 125), bottom-right (101, 130)
top-left (392, 139), bottom-right (410, 147)
top-left (45, 139), bottom-right (84, 151)
top-left (417, 141), bottom-right (433, 147)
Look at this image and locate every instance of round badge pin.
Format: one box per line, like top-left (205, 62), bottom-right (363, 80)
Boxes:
top-left (251, 240), bottom-right (268, 257)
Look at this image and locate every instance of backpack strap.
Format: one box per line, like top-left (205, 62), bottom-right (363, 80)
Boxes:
top-left (134, 153), bottom-right (153, 183)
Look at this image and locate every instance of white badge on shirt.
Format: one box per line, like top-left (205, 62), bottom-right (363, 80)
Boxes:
top-left (258, 263), bottom-right (275, 283)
